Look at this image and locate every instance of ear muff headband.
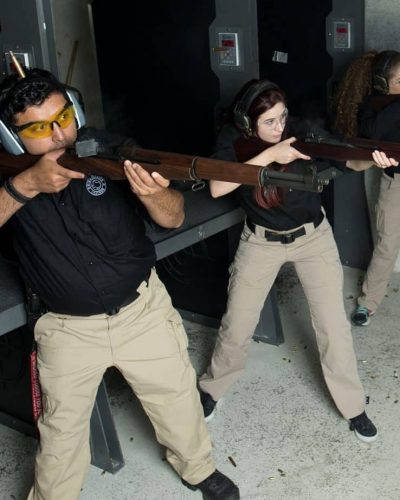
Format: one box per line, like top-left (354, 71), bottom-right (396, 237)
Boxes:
top-left (234, 80), bottom-right (280, 135)
top-left (0, 87), bottom-right (86, 155)
top-left (372, 51), bottom-right (399, 94)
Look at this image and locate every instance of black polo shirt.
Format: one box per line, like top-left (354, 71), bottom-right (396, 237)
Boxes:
top-left (213, 123), bottom-right (347, 231)
top-left (358, 95), bottom-right (400, 177)
top-left (7, 128), bottom-right (156, 315)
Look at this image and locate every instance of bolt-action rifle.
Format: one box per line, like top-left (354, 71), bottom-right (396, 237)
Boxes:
top-left (0, 138), bottom-right (338, 193)
top-left (291, 134), bottom-right (400, 163)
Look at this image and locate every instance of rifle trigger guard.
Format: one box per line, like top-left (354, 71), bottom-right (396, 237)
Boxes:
top-left (190, 156), bottom-right (205, 191)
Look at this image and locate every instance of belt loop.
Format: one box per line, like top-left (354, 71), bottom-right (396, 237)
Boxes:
top-left (246, 217), bottom-right (256, 234)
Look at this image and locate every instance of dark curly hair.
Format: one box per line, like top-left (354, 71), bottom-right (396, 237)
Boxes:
top-left (332, 51), bottom-right (378, 138)
top-left (0, 68), bottom-right (68, 126)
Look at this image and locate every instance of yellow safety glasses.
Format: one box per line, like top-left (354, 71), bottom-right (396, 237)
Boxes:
top-left (13, 102), bottom-right (76, 139)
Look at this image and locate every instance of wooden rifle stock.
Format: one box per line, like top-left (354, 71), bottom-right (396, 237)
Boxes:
top-left (0, 139), bottom-right (336, 193)
top-left (292, 135), bottom-right (400, 163)
top-left (0, 146), bottom-right (265, 185)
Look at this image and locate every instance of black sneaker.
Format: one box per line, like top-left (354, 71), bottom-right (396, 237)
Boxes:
top-left (182, 470), bottom-right (240, 500)
top-left (349, 411), bottom-right (378, 443)
top-left (351, 305), bottom-right (374, 326)
top-left (199, 389), bottom-right (217, 422)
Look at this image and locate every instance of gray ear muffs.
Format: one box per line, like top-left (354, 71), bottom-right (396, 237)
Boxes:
top-left (0, 119), bottom-right (25, 155)
top-left (372, 51), bottom-right (399, 94)
top-left (66, 88), bottom-right (86, 130)
top-left (233, 80), bottom-right (280, 135)
top-left (0, 87), bottom-right (86, 155)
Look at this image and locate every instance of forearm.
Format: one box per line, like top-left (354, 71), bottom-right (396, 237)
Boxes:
top-left (209, 179), bottom-right (240, 198)
top-left (209, 148), bottom-right (276, 198)
top-left (346, 160), bottom-right (374, 172)
top-left (0, 185), bottom-right (24, 226)
top-left (139, 188), bottom-right (185, 228)
top-left (246, 148), bottom-right (275, 167)
top-left (0, 168), bottom-right (43, 226)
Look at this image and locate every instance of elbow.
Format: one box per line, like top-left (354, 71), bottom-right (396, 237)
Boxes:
top-left (209, 185), bottom-right (222, 198)
top-left (172, 212), bottom-right (185, 228)
top-left (163, 210), bottom-right (185, 229)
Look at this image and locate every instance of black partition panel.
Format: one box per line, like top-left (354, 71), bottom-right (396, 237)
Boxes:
top-left (91, 1), bottom-right (219, 155)
top-left (257, 0), bottom-right (333, 120)
top-left (91, 1), bottom-right (231, 318)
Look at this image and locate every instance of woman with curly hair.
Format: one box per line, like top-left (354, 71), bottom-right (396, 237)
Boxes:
top-left (333, 50), bottom-right (378, 138)
top-left (333, 50), bottom-right (400, 326)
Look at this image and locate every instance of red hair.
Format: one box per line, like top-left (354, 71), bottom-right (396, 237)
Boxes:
top-left (236, 84), bottom-right (288, 209)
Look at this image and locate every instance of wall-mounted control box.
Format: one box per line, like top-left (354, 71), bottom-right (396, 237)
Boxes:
top-left (217, 32), bottom-right (239, 67)
top-left (210, 26), bottom-right (244, 73)
top-left (326, 18), bottom-right (353, 53)
top-left (333, 20), bottom-right (351, 49)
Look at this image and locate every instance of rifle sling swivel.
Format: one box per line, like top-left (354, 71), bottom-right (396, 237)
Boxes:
top-left (189, 156), bottom-right (205, 191)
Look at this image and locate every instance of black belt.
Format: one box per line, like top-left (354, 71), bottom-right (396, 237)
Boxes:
top-left (105, 272), bottom-right (151, 316)
top-left (246, 211), bottom-right (324, 244)
top-left (106, 294), bottom-right (137, 316)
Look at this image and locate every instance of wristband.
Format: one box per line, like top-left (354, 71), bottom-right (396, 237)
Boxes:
top-left (3, 177), bottom-right (34, 204)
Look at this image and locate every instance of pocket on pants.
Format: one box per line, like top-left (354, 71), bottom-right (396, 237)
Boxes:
top-left (34, 313), bottom-right (64, 346)
top-left (167, 318), bottom-right (190, 368)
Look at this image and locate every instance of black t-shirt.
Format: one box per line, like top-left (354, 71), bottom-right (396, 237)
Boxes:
top-left (7, 127), bottom-right (156, 315)
top-left (358, 95), bottom-right (400, 176)
top-left (213, 124), bottom-right (341, 231)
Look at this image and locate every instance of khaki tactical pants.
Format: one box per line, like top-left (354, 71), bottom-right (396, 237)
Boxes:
top-left (28, 269), bottom-right (214, 500)
top-left (358, 172), bottom-right (400, 312)
top-left (200, 217), bottom-right (365, 420)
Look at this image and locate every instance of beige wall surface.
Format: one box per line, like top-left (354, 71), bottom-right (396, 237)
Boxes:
top-left (365, 0), bottom-right (400, 51)
top-left (51, 0), bottom-right (104, 128)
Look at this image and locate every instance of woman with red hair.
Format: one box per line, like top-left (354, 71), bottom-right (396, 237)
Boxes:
top-left (198, 79), bottom-right (388, 443)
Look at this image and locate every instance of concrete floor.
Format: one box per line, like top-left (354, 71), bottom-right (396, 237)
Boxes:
top-left (1, 264), bottom-right (400, 500)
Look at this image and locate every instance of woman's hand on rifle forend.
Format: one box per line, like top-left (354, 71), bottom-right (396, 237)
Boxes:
top-left (13, 150), bottom-right (85, 198)
top-left (252, 137), bottom-right (311, 167)
top-left (123, 160), bottom-right (170, 197)
top-left (347, 150), bottom-right (399, 172)
top-left (372, 150), bottom-right (399, 169)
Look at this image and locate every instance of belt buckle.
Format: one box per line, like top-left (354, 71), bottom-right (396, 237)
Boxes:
top-left (281, 232), bottom-right (295, 244)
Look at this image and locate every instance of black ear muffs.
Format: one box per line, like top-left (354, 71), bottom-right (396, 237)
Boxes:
top-left (233, 80), bottom-right (280, 135)
top-left (372, 74), bottom-right (389, 94)
top-left (372, 51), bottom-right (399, 94)
top-left (0, 87), bottom-right (86, 155)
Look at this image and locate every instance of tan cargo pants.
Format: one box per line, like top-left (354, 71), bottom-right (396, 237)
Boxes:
top-left (200, 217), bottom-right (365, 420)
top-left (28, 269), bottom-right (214, 500)
top-left (358, 172), bottom-right (400, 312)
